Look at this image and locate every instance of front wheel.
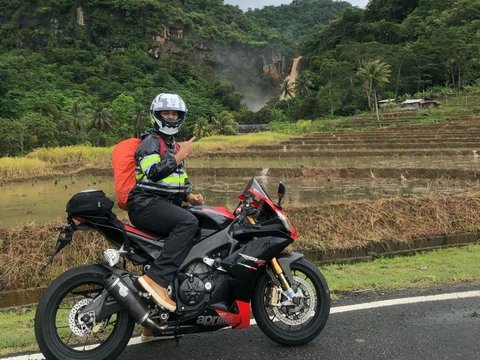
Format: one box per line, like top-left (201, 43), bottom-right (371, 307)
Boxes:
top-left (34, 264), bottom-right (135, 360)
top-left (252, 258), bottom-right (330, 346)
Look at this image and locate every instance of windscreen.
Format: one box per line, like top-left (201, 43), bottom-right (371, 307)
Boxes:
top-left (242, 177), bottom-right (273, 203)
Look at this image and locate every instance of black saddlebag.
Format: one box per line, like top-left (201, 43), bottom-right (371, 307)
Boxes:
top-left (66, 190), bottom-right (114, 218)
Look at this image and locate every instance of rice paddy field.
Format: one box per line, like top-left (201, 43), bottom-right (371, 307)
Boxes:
top-left (1, 109), bottom-right (480, 302)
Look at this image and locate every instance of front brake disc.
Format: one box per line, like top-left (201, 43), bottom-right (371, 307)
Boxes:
top-left (272, 276), bottom-right (316, 326)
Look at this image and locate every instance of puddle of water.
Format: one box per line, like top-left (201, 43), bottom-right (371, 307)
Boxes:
top-left (1, 174), bottom-right (479, 227)
top-left (0, 175), bottom-right (113, 228)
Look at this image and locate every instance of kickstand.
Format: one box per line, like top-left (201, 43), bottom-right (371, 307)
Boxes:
top-left (174, 335), bottom-right (181, 347)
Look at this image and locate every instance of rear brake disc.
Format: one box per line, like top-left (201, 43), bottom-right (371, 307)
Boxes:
top-left (68, 299), bottom-right (95, 336)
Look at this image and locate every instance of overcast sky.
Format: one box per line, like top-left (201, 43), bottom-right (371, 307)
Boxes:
top-left (224, 0), bottom-right (369, 11)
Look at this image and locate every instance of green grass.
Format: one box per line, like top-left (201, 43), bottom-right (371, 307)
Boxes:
top-left (0, 307), bottom-right (38, 355)
top-left (193, 132), bottom-right (292, 151)
top-left (284, 90), bottom-right (480, 132)
top-left (0, 133), bottom-right (292, 180)
top-left (1, 244), bottom-right (479, 356)
top-left (1, 88), bottom-right (479, 178)
top-left (322, 244), bottom-right (480, 295)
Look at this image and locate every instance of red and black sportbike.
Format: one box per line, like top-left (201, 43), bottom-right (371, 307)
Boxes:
top-left (35, 177), bottom-right (330, 360)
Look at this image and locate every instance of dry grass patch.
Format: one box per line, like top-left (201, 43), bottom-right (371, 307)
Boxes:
top-left (0, 135), bottom-right (291, 182)
top-left (0, 146), bottom-right (113, 181)
top-left (2, 193), bottom-right (480, 291)
top-left (0, 222), bottom-right (114, 292)
top-left (28, 145), bottom-right (112, 167)
top-left (289, 192), bottom-right (480, 252)
top-left (0, 157), bottom-right (52, 181)
top-left (193, 132), bottom-right (291, 152)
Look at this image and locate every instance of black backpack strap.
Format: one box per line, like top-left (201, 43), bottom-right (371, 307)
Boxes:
top-left (110, 215), bottom-right (130, 252)
top-left (155, 133), bottom-right (167, 156)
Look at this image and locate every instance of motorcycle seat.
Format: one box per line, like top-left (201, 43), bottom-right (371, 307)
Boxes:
top-left (124, 224), bottom-right (165, 241)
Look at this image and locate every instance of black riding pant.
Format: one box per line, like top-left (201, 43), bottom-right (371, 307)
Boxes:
top-left (128, 189), bottom-right (198, 288)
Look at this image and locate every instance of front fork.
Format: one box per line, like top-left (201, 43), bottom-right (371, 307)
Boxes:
top-left (245, 215), bottom-right (299, 300)
top-left (271, 257), bottom-right (297, 299)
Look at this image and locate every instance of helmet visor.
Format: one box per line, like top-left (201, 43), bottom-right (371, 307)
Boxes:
top-left (154, 110), bottom-right (178, 120)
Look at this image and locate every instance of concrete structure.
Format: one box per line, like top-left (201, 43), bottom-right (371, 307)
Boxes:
top-left (401, 99), bottom-right (441, 110)
top-left (238, 124), bottom-right (270, 133)
top-left (378, 99), bottom-right (397, 108)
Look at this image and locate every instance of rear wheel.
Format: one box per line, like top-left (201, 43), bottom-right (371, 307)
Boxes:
top-left (252, 259), bottom-right (330, 346)
top-left (34, 265), bottom-right (135, 360)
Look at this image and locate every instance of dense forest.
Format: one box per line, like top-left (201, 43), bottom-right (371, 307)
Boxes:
top-left (0, 0), bottom-right (478, 156)
top-left (288, 0), bottom-right (480, 119)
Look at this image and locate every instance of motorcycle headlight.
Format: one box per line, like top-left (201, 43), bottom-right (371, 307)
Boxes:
top-left (275, 210), bottom-right (297, 240)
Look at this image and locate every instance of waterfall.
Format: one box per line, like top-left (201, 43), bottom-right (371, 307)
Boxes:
top-left (281, 56), bottom-right (302, 100)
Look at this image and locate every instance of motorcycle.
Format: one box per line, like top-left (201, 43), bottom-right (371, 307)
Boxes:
top-left (34, 177), bottom-right (330, 360)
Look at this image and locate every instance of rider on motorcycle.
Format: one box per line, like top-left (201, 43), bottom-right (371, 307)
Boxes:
top-left (128, 93), bottom-right (204, 312)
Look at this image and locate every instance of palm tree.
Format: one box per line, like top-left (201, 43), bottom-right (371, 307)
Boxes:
top-left (357, 59), bottom-right (391, 126)
top-left (70, 102), bottom-right (86, 133)
top-left (280, 79), bottom-right (293, 111)
top-left (271, 108), bottom-right (286, 122)
top-left (193, 117), bottom-right (211, 139)
top-left (295, 72), bottom-right (314, 97)
top-left (281, 79), bottom-right (293, 100)
top-left (132, 109), bottom-right (146, 137)
top-left (91, 103), bottom-right (113, 146)
top-left (213, 111), bottom-right (238, 135)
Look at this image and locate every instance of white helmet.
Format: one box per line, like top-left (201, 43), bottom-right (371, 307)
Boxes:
top-left (150, 93), bottom-right (187, 135)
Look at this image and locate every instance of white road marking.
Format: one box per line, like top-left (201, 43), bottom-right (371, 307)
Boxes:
top-left (5, 290), bottom-right (480, 360)
top-left (329, 290), bottom-right (480, 314)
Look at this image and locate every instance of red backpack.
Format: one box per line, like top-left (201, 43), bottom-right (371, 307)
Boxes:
top-left (112, 135), bottom-right (171, 210)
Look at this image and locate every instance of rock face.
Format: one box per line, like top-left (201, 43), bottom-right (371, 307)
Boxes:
top-left (262, 50), bottom-right (287, 80)
top-left (150, 25), bottom-right (187, 58)
top-left (149, 24), bottom-right (288, 80)
top-left (147, 24), bottom-right (289, 109)
top-left (211, 45), bottom-right (289, 109)
top-left (9, 2), bottom-right (290, 108)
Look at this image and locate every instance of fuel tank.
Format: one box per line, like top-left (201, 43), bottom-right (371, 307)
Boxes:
top-left (188, 205), bottom-right (235, 237)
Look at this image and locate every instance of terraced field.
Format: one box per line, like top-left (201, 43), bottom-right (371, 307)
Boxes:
top-left (3, 115), bottom-right (480, 303)
top-left (189, 117), bottom-right (480, 203)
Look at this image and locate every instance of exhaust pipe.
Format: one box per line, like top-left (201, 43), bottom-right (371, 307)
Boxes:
top-left (104, 273), bottom-right (165, 332)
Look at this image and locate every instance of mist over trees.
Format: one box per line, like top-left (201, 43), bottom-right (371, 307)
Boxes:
top-left (0, 0), bottom-right (478, 156)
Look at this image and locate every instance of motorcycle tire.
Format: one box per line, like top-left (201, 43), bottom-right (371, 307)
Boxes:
top-left (252, 258), bottom-right (330, 346)
top-left (34, 264), bottom-right (135, 360)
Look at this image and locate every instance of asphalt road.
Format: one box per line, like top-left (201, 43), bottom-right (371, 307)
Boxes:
top-left (117, 284), bottom-right (480, 360)
top-left (5, 283), bottom-right (479, 360)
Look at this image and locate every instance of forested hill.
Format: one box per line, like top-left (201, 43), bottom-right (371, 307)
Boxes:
top-left (0, 0), bottom-right (349, 155)
top-left (289, 0), bottom-right (480, 118)
top-left (246, 0), bottom-right (351, 45)
top-left (0, 0), bottom-right (478, 157)
top-left (245, 0), bottom-right (352, 45)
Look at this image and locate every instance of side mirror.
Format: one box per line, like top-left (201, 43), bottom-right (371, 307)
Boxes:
top-left (277, 182), bottom-right (286, 208)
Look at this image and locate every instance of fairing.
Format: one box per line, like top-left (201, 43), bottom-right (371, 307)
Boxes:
top-left (58, 177), bottom-right (299, 336)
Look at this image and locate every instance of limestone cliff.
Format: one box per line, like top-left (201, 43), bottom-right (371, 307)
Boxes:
top-left (148, 25), bottom-right (290, 108)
